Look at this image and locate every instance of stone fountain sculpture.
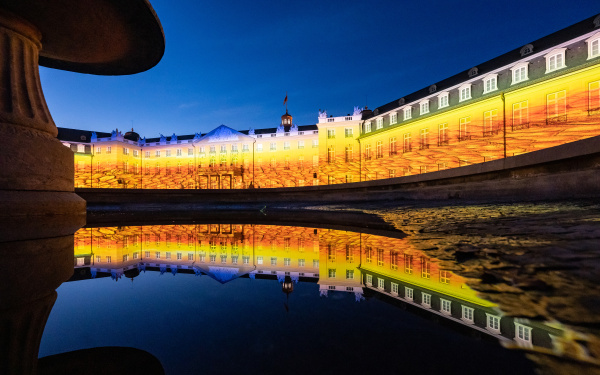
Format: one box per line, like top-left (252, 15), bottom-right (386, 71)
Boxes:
top-left (0, 0), bottom-right (165, 221)
top-left (0, 1), bottom-right (165, 374)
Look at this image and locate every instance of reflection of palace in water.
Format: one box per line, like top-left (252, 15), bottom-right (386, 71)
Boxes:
top-left (74, 224), bottom-right (566, 353)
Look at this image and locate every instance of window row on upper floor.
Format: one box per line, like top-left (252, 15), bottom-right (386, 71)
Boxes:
top-left (364, 33), bottom-right (600, 134)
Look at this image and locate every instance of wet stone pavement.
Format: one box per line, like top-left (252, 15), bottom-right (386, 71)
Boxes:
top-left (312, 199), bottom-right (600, 375)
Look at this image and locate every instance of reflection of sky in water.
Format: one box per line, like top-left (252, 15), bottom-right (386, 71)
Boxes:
top-left (39, 225), bottom-right (538, 375)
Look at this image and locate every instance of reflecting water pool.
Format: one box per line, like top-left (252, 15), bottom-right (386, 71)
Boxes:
top-left (36, 222), bottom-right (557, 374)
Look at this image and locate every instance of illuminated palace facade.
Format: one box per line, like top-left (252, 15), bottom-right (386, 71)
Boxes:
top-left (72, 224), bottom-right (570, 352)
top-left (61, 15), bottom-right (600, 189)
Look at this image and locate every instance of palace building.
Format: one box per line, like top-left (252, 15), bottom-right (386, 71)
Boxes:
top-left (60, 14), bottom-right (600, 189)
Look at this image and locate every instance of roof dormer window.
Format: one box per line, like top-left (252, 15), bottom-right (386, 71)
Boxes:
top-left (511, 62), bottom-right (529, 85)
top-left (483, 74), bottom-right (498, 94)
top-left (403, 107), bottom-right (412, 121)
top-left (420, 100), bottom-right (429, 115)
top-left (545, 48), bottom-right (566, 73)
top-left (459, 83), bottom-right (472, 102)
top-left (438, 92), bottom-right (449, 109)
top-left (376, 117), bottom-right (384, 130)
top-left (587, 32), bottom-right (600, 60)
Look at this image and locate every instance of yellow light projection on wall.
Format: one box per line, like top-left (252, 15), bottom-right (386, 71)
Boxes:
top-left (71, 49), bottom-right (600, 189)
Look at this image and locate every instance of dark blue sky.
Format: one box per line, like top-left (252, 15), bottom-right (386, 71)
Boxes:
top-left (40, 0), bottom-right (600, 137)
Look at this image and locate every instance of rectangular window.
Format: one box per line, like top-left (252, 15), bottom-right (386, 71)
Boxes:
top-left (420, 101), bottom-right (429, 115)
top-left (512, 101), bottom-right (529, 130)
top-left (166, 150), bottom-right (171, 157)
top-left (327, 146), bottom-right (335, 163)
top-left (459, 116), bottom-right (471, 141)
top-left (390, 113), bottom-right (397, 125)
top-left (365, 144), bottom-right (371, 160)
top-left (365, 122), bottom-right (372, 133)
top-left (438, 123), bottom-right (448, 145)
top-left (487, 315), bottom-right (501, 332)
top-left (271, 257), bottom-right (277, 266)
top-left (421, 257), bottom-right (431, 279)
top-left (377, 248), bottom-right (384, 266)
top-left (106, 146), bottom-right (111, 154)
top-left (284, 141), bottom-right (290, 150)
top-left (405, 287), bottom-right (414, 300)
top-left (344, 145), bottom-right (353, 162)
top-left (177, 252), bottom-right (182, 260)
top-left (484, 76), bottom-right (497, 93)
top-left (298, 140), bottom-right (305, 149)
top-left (270, 142), bottom-right (276, 151)
top-left (589, 81), bottom-right (600, 114)
top-left (312, 140), bottom-right (318, 148)
top-left (403, 133), bottom-right (411, 153)
top-left (145, 151), bottom-right (150, 158)
top-left (547, 53), bottom-right (564, 72)
top-left (242, 144), bottom-right (249, 152)
top-left (483, 109), bottom-right (498, 136)
top-left (133, 150), bottom-right (138, 157)
top-left (404, 254), bottom-right (413, 274)
top-left (441, 299), bottom-right (452, 314)
top-left (346, 270), bottom-right (354, 279)
top-left (298, 259), bottom-right (305, 267)
top-left (515, 323), bottom-right (532, 342)
top-left (345, 128), bottom-right (353, 138)
top-left (440, 270), bottom-right (450, 284)
top-left (376, 118), bottom-right (383, 130)
top-left (388, 137), bottom-right (397, 155)
top-left (376, 141), bottom-right (383, 158)
top-left (123, 147), bottom-right (129, 155)
top-left (284, 258), bottom-right (291, 266)
top-left (547, 90), bottom-right (567, 123)
top-left (96, 147), bottom-right (101, 154)
top-left (403, 107), bottom-right (412, 120)
top-left (256, 144), bottom-right (263, 152)
top-left (327, 129), bottom-right (335, 139)
top-left (345, 175), bottom-right (352, 183)
top-left (188, 253), bottom-right (194, 261)
top-left (391, 282), bottom-right (398, 295)
top-left (176, 148), bottom-right (182, 156)
top-left (422, 293), bottom-right (431, 307)
top-left (375, 278), bottom-right (384, 290)
top-left (419, 128), bottom-right (429, 150)
top-left (439, 93), bottom-right (449, 108)
top-left (590, 38), bottom-right (600, 59)
top-left (366, 247), bottom-right (372, 263)
top-left (366, 274), bottom-right (373, 286)
top-left (513, 66), bottom-right (528, 84)
top-left (328, 268), bottom-right (336, 278)
top-left (462, 306), bottom-right (475, 323)
top-left (460, 86), bottom-right (471, 101)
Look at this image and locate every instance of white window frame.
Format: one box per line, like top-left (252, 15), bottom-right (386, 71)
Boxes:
top-left (514, 322), bottom-right (533, 346)
top-left (545, 48), bottom-right (566, 73)
top-left (483, 74), bottom-right (498, 94)
top-left (486, 313), bottom-right (501, 334)
top-left (405, 287), bottom-right (413, 301)
top-left (421, 293), bottom-right (431, 308)
top-left (419, 100), bottom-right (429, 115)
top-left (391, 282), bottom-right (398, 296)
top-left (390, 113), bottom-right (398, 125)
top-left (376, 117), bottom-right (384, 130)
top-left (438, 92), bottom-right (449, 108)
top-left (461, 305), bottom-right (475, 324)
top-left (586, 32), bottom-right (600, 60)
top-left (377, 278), bottom-right (385, 290)
top-left (459, 83), bottom-right (472, 102)
top-left (403, 107), bottom-right (412, 121)
top-left (511, 62), bottom-right (529, 85)
top-left (366, 274), bottom-right (373, 286)
top-left (440, 299), bottom-right (451, 315)
top-left (364, 122), bottom-right (372, 133)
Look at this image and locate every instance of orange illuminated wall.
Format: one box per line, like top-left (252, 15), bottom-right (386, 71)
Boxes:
top-left (69, 29), bottom-right (600, 189)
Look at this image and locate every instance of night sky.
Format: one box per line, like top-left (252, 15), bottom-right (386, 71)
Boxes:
top-left (39, 0), bottom-right (600, 138)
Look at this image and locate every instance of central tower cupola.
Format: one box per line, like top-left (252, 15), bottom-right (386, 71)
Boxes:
top-left (281, 110), bottom-right (293, 131)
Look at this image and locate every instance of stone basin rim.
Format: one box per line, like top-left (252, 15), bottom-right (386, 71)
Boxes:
top-left (2, 0), bottom-right (165, 75)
